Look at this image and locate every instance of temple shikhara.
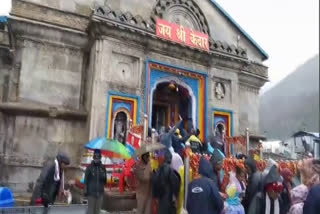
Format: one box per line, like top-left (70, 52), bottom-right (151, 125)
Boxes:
top-left (0, 0), bottom-right (269, 193)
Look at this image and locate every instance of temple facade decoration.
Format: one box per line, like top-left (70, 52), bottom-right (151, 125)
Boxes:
top-left (0, 0), bottom-right (269, 192)
top-left (105, 92), bottom-right (140, 142)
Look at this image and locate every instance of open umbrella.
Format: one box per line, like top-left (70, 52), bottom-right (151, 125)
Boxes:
top-left (85, 137), bottom-right (130, 160)
top-left (133, 142), bottom-right (165, 158)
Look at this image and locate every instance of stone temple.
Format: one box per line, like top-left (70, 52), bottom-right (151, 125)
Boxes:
top-left (0, 0), bottom-right (269, 193)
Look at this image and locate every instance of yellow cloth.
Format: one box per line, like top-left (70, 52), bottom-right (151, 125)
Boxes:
top-left (150, 158), bottom-right (159, 170)
top-left (177, 166), bottom-right (193, 214)
top-left (226, 184), bottom-right (237, 198)
top-left (175, 129), bottom-right (180, 135)
top-left (175, 129), bottom-right (182, 139)
top-left (187, 135), bottom-right (201, 143)
top-left (253, 154), bottom-right (260, 161)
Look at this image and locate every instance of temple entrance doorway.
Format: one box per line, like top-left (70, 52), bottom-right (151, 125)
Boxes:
top-left (151, 81), bottom-right (193, 134)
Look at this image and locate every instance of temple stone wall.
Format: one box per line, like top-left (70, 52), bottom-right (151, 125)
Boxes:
top-left (207, 66), bottom-right (240, 136)
top-left (19, 40), bottom-right (84, 109)
top-left (238, 84), bottom-right (260, 135)
top-left (0, 115), bottom-right (87, 192)
top-left (88, 35), bottom-right (248, 139)
top-left (0, 6), bottom-right (90, 192)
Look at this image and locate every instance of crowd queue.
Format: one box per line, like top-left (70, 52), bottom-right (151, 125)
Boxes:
top-left (29, 119), bottom-right (320, 214)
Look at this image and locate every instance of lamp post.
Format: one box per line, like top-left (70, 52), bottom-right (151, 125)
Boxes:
top-left (246, 128), bottom-right (250, 156)
top-left (143, 114), bottom-right (148, 143)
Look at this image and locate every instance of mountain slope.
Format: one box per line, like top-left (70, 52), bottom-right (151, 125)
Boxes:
top-left (260, 55), bottom-right (319, 140)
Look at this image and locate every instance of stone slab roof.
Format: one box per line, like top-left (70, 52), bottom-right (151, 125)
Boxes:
top-left (92, 5), bottom-right (248, 59)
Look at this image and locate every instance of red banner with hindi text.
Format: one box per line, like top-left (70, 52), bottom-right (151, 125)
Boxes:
top-left (156, 18), bottom-right (209, 51)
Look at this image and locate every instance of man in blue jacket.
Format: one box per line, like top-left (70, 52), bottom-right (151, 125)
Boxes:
top-left (187, 156), bottom-right (224, 214)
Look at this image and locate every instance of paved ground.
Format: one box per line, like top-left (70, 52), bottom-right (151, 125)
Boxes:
top-left (101, 211), bottom-right (136, 214)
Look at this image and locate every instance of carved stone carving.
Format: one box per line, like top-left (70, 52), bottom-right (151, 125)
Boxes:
top-left (151, 0), bottom-right (210, 35)
top-left (215, 82), bottom-right (225, 100)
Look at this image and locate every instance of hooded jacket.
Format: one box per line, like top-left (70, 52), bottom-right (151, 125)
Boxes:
top-left (154, 149), bottom-right (181, 214)
top-left (288, 184), bottom-right (308, 214)
top-left (210, 149), bottom-right (224, 190)
top-left (187, 157), bottom-right (224, 214)
top-left (248, 164), bottom-right (285, 214)
top-left (207, 133), bottom-right (225, 154)
top-left (303, 184), bottom-right (320, 214)
top-left (242, 156), bottom-right (263, 213)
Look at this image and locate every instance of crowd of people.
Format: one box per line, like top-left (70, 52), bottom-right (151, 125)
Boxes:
top-left (135, 119), bottom-right (320, 214)
top-left (28, 119), bottom-right (320, 214)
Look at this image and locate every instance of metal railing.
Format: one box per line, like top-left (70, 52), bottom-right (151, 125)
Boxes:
top-left (0, 205), bottom-right (87, 214)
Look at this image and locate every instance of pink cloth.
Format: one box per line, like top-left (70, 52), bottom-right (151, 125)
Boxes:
top-left (288, 184), bottom-right (308, 214)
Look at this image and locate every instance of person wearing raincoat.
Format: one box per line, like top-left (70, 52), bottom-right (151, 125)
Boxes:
top-left (172, 128), bottom-right (190, 157)
top-left (209, 149), bottom-right (224, 191)
top-left (133, 152), bottom-right (152, 214)
top-left (279, 168), bottom-right (293, 214)
top-left (186, 129), bottom-right (202, 154)
top-left (223, 181), bottom-right (245, 214)
top-left (242, 156), bottom-right (263, 213)
top-left (287, 184), bottom-right (308, 214)
top-left (152, 149), bottom-right (180, 214)
top-left (248, 164), bottom-right (285, 214)
top-left (186, 156), bottom-right (224, 214)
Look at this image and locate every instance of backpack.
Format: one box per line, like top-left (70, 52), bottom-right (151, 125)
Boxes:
top-left (151, 165), bottom-right (181, 199)
top-left (151, 166), bottom-right (167, 198)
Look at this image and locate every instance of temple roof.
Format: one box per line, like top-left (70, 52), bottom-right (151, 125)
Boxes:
top-left (92, 6), bottom-right (248, 59)
top-left (208, 0), bottom-right (269, 60)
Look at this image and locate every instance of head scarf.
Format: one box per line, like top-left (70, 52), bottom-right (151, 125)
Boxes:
top-left (210, 148), bottom-right (224, 167)
top-left (198, 156), bottom-right (214, 179)
top-left (290, 184), bottom-right (308, 205)
top-left (264, 165), bottom-right (282, 187)
top-left (244, 156), bottom-right (257, 174)
top-left (280, 168), bottom-right (292, 182)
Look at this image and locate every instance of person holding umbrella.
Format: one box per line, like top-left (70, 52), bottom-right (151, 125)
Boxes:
top-left (84, 149), bottom-right (107, 214)
top-left (133, 152), bottom-right (152, 214)
top-left (133, 142), bottom-right (165, 214)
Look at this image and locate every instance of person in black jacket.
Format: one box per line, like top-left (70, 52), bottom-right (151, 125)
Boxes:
top-left (187, 156), bottom-right (224, 214)
top-left (242, 156), bottom-right (263, 213)
top-left (248, 164), bottom-right (285, 214)
top-left (152, 149), bottom-right (180, 214)
top-left (30, 151), bottom-right (70, 207)
top-left (84, 149), bottom-right (107, 214)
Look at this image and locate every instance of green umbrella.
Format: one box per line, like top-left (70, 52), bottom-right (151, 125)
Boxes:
top-left (85, 137), bottom-right (130, 159)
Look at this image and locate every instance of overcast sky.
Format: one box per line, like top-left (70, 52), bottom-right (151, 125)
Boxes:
top-left (0, 0), bottom-right (319, 93)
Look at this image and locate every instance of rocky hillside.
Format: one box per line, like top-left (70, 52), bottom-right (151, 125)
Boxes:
top-left (260, 55), bottom-right (319, 140)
